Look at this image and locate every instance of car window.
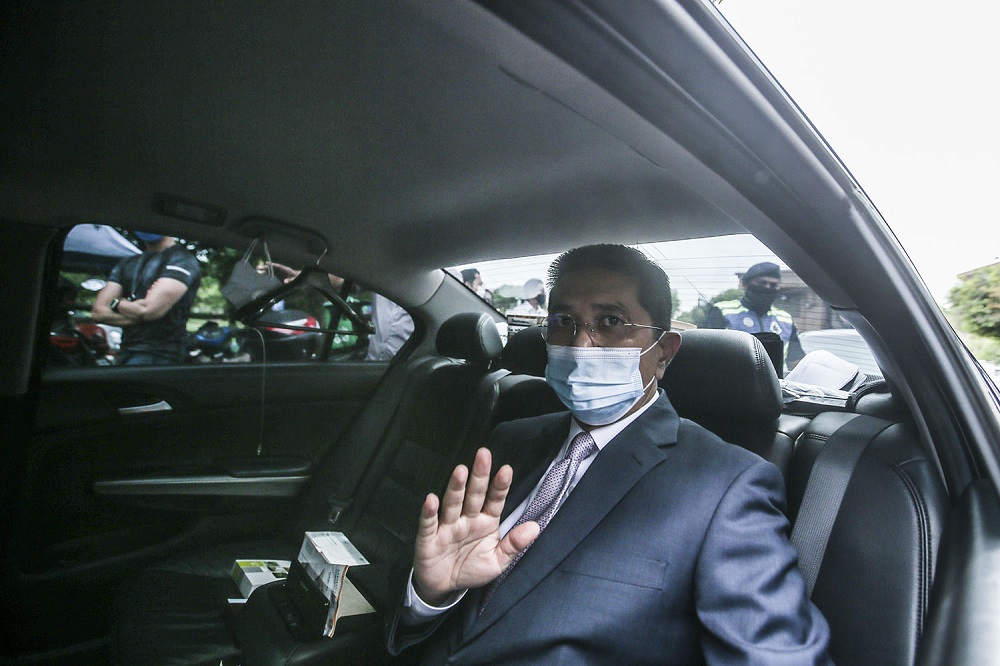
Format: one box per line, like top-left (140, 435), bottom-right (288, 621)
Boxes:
top-left (450, 234), bottom-right (882, 382)
top-left (51, 224), bottom-right (411, 367)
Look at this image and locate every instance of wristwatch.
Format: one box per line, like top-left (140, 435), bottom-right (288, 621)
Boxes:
top-left (109, 298), bottom-right (121, 312)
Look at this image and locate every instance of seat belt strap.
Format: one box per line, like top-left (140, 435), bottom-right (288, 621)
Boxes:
top-left (791, 415), bottom-right (893, 597)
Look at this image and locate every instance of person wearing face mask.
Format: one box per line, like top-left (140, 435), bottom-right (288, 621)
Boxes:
top-left (702, 261), bottom-right (805, 371)
top-left (387, 244), bottom-right (831, 665)
top-left (507, 278), bottom-right (547, 316)
top-left (461, 267), bottom-right (494, 304)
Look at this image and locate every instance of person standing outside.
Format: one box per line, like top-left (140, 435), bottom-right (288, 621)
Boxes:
top-left (388, 244), bottom-right (830, 664)
top-left (703, 261), bottom-right (804, 369)
top-left (506, 278), bottom-right (547, 316)
top-left (461, 268), bottom-right (483, 293)
top-left (93, 232), bottom-right (201, 365)
top-left (461, 267), bottom-right (493, 304)
top-left (365, 293), bottom-right (414, 361)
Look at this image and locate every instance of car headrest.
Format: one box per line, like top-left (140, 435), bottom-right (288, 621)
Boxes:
top-left (663, 329), bottom-right (782, 423)
top-left (852, 382), bottom-right (908, 421)
top-left (501, 326), bottom-right (548, 376)
top-left (436, 312), bottom-right (504, 365)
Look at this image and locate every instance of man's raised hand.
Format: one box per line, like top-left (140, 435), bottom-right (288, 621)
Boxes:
top-left (412, 448), bottom-right (540, 606)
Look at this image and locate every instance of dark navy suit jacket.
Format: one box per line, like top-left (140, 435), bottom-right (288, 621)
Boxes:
top-left (387, 392), bottom-right (831, 664)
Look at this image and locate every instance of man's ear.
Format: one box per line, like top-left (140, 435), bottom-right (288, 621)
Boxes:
top-left (654, 331), bottom-right (682, 379)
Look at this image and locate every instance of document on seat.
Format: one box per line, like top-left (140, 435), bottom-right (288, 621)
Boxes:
top-left (296, 531), bottom-right (372, 636)
top-left (785, 349), bottom-right (860, 390)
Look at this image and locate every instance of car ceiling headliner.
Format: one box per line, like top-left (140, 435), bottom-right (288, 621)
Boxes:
top-left (2, 0), bottom-right (895, 308)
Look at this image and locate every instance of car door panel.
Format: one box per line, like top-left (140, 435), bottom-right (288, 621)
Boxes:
top-left (25, 361), bottom-right (387, 574)
top-left (918, 479), bottom-right (1000, 665)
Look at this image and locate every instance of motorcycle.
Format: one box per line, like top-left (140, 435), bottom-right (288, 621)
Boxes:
top-left (187, 310), bottom-right (325, 363)
top-left (241, 308), bottom-right (325, 362)
top-left (48, 277), bottom-right (119, 366)
top-left (186, 320), bottom-right (247, 363)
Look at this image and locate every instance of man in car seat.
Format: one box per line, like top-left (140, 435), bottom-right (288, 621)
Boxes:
top-left (388, 244), bottom-right (831, 664)
top-left (702, 261), bottom-right (805, 370)
top-left (93, 232), bottom-right (201, 365)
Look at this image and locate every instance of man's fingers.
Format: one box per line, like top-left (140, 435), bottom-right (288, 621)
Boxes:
top-left (499, 521), bottom-right (540, 564)
top-left (416, 493), bottom-right (440, 539)
top-left (427, 449), bottom-right (501, 527)
top-left (461, 448), bottom-right (493, 517)
top-left (483, 464), bottom-right (513, 518)
top-left (439, 464), bottom-right (469, 525)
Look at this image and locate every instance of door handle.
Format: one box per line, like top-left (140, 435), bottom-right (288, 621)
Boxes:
top-left (118, 400), bottom-right (173, 415)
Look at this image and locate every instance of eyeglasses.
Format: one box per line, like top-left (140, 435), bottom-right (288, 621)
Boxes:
top-left (540, 314), bottom-right (665, 347)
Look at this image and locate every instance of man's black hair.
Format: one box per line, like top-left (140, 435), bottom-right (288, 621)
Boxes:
top-left (460, 268), bottom-right (480, 284)
top-left (547, 244), bottom-right (672, 330)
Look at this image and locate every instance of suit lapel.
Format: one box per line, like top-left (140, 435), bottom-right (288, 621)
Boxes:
top-left (495, 416), bottom-right (570, 523)
top-left (453, 415), bottom-right (570, 637)
top-left (462, 395), bottom-right (681, 645)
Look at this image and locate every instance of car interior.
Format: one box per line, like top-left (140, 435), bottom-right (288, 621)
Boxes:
top-left (3, 1), bottom-right (1000, 665)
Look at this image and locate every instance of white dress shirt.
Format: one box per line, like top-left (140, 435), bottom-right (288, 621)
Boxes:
top-left (366, 294), bottom-right (415, 361)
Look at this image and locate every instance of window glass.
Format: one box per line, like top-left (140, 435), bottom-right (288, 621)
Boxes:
top-left (50, 224), bottom-right (411, 367)
top-left (449, 234), bottom-right (881, 380)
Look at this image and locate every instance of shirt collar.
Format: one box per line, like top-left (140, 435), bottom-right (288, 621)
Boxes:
top-left (567, 390), bottom-right (659, 452)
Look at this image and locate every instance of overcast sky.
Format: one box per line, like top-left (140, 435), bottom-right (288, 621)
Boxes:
top-left (718, 0), bottom-right (1000, 303)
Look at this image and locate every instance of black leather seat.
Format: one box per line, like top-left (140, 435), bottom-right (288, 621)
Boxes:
top-left (786, 412), bottom-right (949, 665)
top-left (663, 331), bottom-right (948, 663)
top-left (112, 312), bottom-right (504, 665)
top-left (119, 321), bottom-right (931, 665)
top-left (664, 331), bottom-right (948, 663)
top-left (664, 329), bottom-right (807, 477)
top-left (490, 326), bottom-right (566, 427)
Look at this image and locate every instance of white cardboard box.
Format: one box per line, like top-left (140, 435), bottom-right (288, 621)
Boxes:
top-left (230, 559), bottom-right (291, 599)
top-left (297, 531), bottom-right (372, 636)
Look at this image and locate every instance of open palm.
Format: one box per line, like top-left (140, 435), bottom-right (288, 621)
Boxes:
top-left (412, 448), bottom-right (540, 606)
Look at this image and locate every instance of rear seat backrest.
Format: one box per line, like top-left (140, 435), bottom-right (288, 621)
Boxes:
top-left (662, 329), bottom-right (804, 476)
top-left (289, 353), bottom-right (449, 535)
top-left (491, 326), bottom-right (566, 427)
top-left (341, 313), bottom-right (504, 609)
top-left (788, 411), bottom-right (949, 665)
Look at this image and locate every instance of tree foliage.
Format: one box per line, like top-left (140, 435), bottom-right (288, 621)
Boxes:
top-left (949, 263), bottom-right (1000, 339)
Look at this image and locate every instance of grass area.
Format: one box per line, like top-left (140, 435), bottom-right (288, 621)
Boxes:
top-left (963, 333), bottom-right (1000, 366)
top-left (946, 310), bottom-right (1000, 365)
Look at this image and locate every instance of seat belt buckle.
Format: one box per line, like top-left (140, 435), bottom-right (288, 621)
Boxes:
top-left (326, 498), bottom-right (351, 526)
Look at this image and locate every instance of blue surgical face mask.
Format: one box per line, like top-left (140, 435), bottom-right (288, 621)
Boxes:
top-left (545, 338), bottom-right (662, 426)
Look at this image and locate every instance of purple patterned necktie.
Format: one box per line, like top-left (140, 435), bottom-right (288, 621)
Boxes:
top-left (480, 431), bottom-right (598, 612)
